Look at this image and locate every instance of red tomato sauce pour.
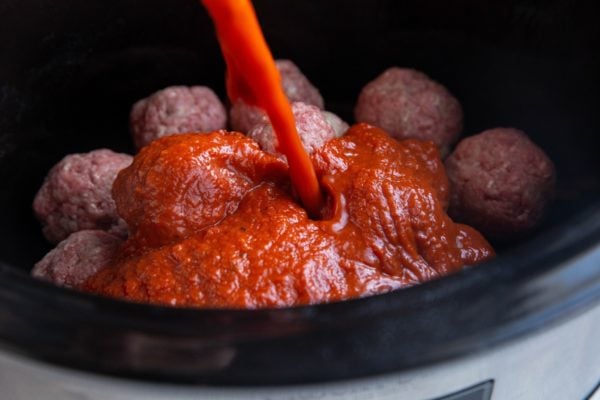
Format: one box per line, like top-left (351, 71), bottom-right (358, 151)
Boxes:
top-left (201, 0), bottom-right (323, 215)
top-left (82, 0), bottom-right (494, 308)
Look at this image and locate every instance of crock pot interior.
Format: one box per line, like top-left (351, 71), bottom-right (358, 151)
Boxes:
top-left (1, 0), bottom-right (600, 266)
top-left (0, 0), bottom-right (599, 385)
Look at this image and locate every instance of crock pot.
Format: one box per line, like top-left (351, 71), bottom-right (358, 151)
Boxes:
top-left (1, 0), bottom-right (599, 399)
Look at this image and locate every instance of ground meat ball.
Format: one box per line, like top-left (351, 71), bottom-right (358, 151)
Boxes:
top-left (276, 59), bottom-right (324, 108)
top-left (33, 149), bottom-right (132, 244)
top-left (322, 111), bottom-right (349, 137)
top-left (32, 230), bottom-right (123, 288)
top-left (247, 102), bottom-right (337, 155)
top-left (130, 86), bottom-right (227, 149)
top-left (230, 59), bottom-right (324, 132)
top-left (354, 67), bottom-right (463, 151)
top-left (229, 102), bottom-right (263, 134)
top-left (445, 128), bottom-right (556, 239)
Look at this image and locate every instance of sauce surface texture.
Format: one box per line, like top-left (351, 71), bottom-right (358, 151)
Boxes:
top-left (83, 124), bottom-right (494, 308)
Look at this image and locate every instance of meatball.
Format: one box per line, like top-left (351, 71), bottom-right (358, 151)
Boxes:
top-left (247, 102), bottom-right (337, 155)
top-left (322, 111), bottom-right (349, 137)
top-left (113, 131), bottom-right (288, 248)
top-left (275, 59), bottom-right (324, 108)
top-left (33, 149), bottom-right (132, 244)
top-left (354, 67), bottom-right (463, 151)
top-left (230, 59), bottom-right (324, 132)
top-left (130, 86), bottom-right (227, 149)
top-left (445, 128), bottom-right (556, 239)
top-left (32, 230), bottom-right (123, 288)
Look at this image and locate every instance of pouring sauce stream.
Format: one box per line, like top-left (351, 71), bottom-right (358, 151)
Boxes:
top-left (201, 0), bottom-right (324, 215)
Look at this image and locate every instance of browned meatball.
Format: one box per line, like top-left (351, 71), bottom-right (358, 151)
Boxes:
top-left (230, 59), bottom-right (324, 133)
top-left (445, 128), bottom-right (556, 239)
top-left (33, 149), bottom-right (132, 244)
top-left (32, 230), bottom-right (123, 288)
top-left (130, 86), bottom-right (227, 150)
top-left (247, 102), bottom-right (337, 155)
top-left (354, 67), bottom-right (463, 152)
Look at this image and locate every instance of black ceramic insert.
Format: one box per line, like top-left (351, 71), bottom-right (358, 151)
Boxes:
top-left (0, 0), bottom-right (599, 385)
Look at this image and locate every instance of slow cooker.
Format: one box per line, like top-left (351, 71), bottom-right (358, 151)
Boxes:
top-left (1, 0), bottom-right (599, 399)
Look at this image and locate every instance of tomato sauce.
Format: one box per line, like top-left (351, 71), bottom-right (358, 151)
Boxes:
top-left (81, 0), bottom-right (494, 308)
top-left (83, 125), bottom-right (493, 308)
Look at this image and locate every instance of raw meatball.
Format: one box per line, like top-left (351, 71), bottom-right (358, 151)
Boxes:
top-left (322, 111), bottom-right (349, 137)
top-left (354, 67), bottom-right (463, 151)
top-left (247, 102), bottom-right (337, 155)
top-left (32, 230), bottom-right (123, 288)
top-left (230, 59), bottom-right (324, 133)
top-left (445, 128), bottom-right (556, 239)
top-left (275, 59), bottom-right (324, 108)
top-left (130, 86), bottom-right (227, 149)
top-left (33, 149), bottom-right (132, 244)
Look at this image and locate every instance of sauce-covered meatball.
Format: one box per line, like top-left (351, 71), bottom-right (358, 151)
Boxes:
top-left (445, 128), bottom-right (556, 239)
top-left (355, 67), bottom-right (463, 153)
top-left (247, 102), bottom-right (338, 155)
top-left (112, 131), bottom-right (288, 248)
top-left (33, 149), bottom-right (132, 244)
top-left (130, 86), bottom-right (227, 150)
top-left (84, 125), bottom-right (493, 308)
top-left (230, 60), bottom-right (324, 133)
top-left (32, 230), bottom-right (123, 288)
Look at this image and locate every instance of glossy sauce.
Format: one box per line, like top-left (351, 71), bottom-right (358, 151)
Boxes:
top-left (84, 125), bottom-right (494, 308)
